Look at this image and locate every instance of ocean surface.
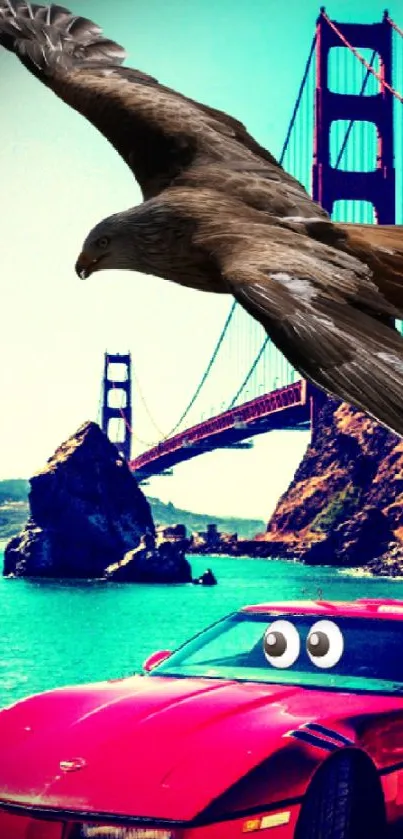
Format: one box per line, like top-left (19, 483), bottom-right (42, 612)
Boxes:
top-left (2, 549), bottom-right (403, 709)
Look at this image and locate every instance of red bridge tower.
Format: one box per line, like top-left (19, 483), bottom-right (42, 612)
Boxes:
top-left (312, 8), bottom-right (395, 223)
top-left (101, 352), bottom-right (132, 461)
top-left (309, 9), bottom-right (396, 433)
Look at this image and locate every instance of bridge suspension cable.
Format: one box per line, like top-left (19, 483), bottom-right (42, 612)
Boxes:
top-left (111, 303), bottom-right (237, 448)
top-left (97, 368), bottom-right (104, 427)
top-left (108, 374), bottom-right (169, 448)
top-left (321, 10), bottom-right (403, 103)
top-left (131, 365), bottom-right (168, 438)
top-left (221, 35), bottom-right (318, 410)
top-left (227, 31), bottom-right (319, 407)
top-left (387, 14), bottom-right (403, 40)
top-left (228, 336), bottom-right (269, 409)
top-left (278, 34), bottom-right (317, 164)
top-left (161, 302), bottom-right (237, 437)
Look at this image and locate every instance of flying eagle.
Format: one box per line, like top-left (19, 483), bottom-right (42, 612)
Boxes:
top-left (2, 2), bottom-right (403, 436)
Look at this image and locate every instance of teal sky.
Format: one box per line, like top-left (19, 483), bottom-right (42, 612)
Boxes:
top-left (0, 1), bottom-right (402, 519)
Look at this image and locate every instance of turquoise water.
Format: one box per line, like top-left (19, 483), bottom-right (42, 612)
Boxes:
top-left (1, 550), bottom-right (403, 709)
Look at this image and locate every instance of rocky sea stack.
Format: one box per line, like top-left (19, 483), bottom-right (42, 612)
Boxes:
top-left (264, 397), bottom-right (403, 574)
top-left (3, 422), bottom-right (191, 583)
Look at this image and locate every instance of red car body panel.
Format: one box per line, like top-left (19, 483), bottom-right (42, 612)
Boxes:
top-left (1, 599), bottom-right (403, 838)
top-left (241, 599), bottom-right (403, 620)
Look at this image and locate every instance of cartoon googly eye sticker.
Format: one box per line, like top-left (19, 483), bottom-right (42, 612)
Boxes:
top-left (263, 620), bottom-right (300, 669)
top-left (306, 620), bottom-right (344, 669)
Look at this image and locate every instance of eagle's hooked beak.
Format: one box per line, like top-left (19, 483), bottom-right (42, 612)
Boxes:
top-left (75, 252), bottom-right (107, 280)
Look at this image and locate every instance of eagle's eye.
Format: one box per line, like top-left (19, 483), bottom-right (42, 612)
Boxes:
top-left (97, 235), bottom-right (110, 250)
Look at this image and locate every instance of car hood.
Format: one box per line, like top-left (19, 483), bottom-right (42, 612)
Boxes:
top-left (0, 675), bottom-right (394, 821)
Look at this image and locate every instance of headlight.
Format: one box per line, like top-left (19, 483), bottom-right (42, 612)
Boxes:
top-left (78, 827), bottom-right (174, 839)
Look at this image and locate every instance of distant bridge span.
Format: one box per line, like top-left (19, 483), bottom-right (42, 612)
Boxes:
top-left (130, 380), bottom-right (316, 481)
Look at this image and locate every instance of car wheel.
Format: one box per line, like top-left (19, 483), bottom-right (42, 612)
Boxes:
top-left (295, 752), bottom-right (385, 839)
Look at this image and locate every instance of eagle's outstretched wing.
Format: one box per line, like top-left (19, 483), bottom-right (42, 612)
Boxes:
top-left (217, 224), bottom-right (403, 437)
top-left (0, 1), bottom-right (323, 214)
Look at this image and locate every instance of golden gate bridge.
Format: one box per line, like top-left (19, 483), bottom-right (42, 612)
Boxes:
top-left (99, 9), bottom-right (403, 483)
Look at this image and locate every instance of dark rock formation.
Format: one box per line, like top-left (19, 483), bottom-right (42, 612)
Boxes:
top-left (3, 422), bottom-right (189, 582)
top-left (368, 542), bottom-right (403, 577)
top-left (105, 533), bottom-right (192, 583)
top-left (192, 567), bottom-right (217, 585)
top-left (263, 394), bottom-right (403, 573)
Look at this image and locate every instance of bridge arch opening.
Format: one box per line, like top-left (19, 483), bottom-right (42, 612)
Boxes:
top-left (107, 389), bottom-right (127, 409)
top-left (332, 199), bottom-right (376, 224)
top-left (107, 417), bottom-right (126, 445)
top-left (330, 120), bottom-right (378, 171)
top-left (107, 362), bottom-right (128, 382)
top-left (327, 47), bottom-right (381, 96)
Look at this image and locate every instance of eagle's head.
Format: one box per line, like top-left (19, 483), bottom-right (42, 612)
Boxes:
top-left (75, 197), bottom-right (204, 286)
top-left (75, 211), bottom-right (142, 279)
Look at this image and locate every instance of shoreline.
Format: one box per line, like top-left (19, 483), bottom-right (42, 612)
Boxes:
top-left (189, 543), bottom-right (403, 579)
top-left (3, 533), bottom-right (403, 581)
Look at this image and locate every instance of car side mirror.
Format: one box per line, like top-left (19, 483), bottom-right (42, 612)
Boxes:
top-left (143, 649), bottom-right (173, 672)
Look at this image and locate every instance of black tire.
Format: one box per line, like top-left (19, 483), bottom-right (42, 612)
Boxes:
top-left (295, 752), bottom-right (385, 839)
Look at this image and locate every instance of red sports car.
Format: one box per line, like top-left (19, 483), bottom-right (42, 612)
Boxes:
top-left (2, 599), bottom-right (403, 839)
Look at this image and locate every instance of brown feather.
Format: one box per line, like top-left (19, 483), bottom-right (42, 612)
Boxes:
top-left (0, 0), bottom-right (326, 213)
top-left (335, 223), bottom-right (403, 313)
top-left (123, 187), bottom-right (403, 438)
top-left (4, 4), bottom-right (403, 437)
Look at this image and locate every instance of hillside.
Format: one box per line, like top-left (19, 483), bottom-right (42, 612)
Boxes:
top-left (0, 480), bottom-right (264, 542)
top-left (264, 394), bottom-right (403, 574)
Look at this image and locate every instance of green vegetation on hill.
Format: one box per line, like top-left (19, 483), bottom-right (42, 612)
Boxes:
top-left (0, 481), bottom-right (30, 542)
top-left (0, 502), bottom-right (29, 541)
top-left (147, 497), bottom-right (265, 538)
top-left (0, 481), bottom-right (265, 542)
top-left (0, 479), bottom-right (29, 505)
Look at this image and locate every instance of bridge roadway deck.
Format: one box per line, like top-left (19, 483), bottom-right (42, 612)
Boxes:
top-left (130, 380), bottom-right (312, 481)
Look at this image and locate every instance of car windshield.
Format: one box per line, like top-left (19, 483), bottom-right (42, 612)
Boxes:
top-left (149, 611), bottom-right (403, 694)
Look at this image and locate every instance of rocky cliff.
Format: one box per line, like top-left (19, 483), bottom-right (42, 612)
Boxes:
top-left (264, 396), bottom-right (403, 574)
top-left (3, 422), bottom-right (190, 582)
